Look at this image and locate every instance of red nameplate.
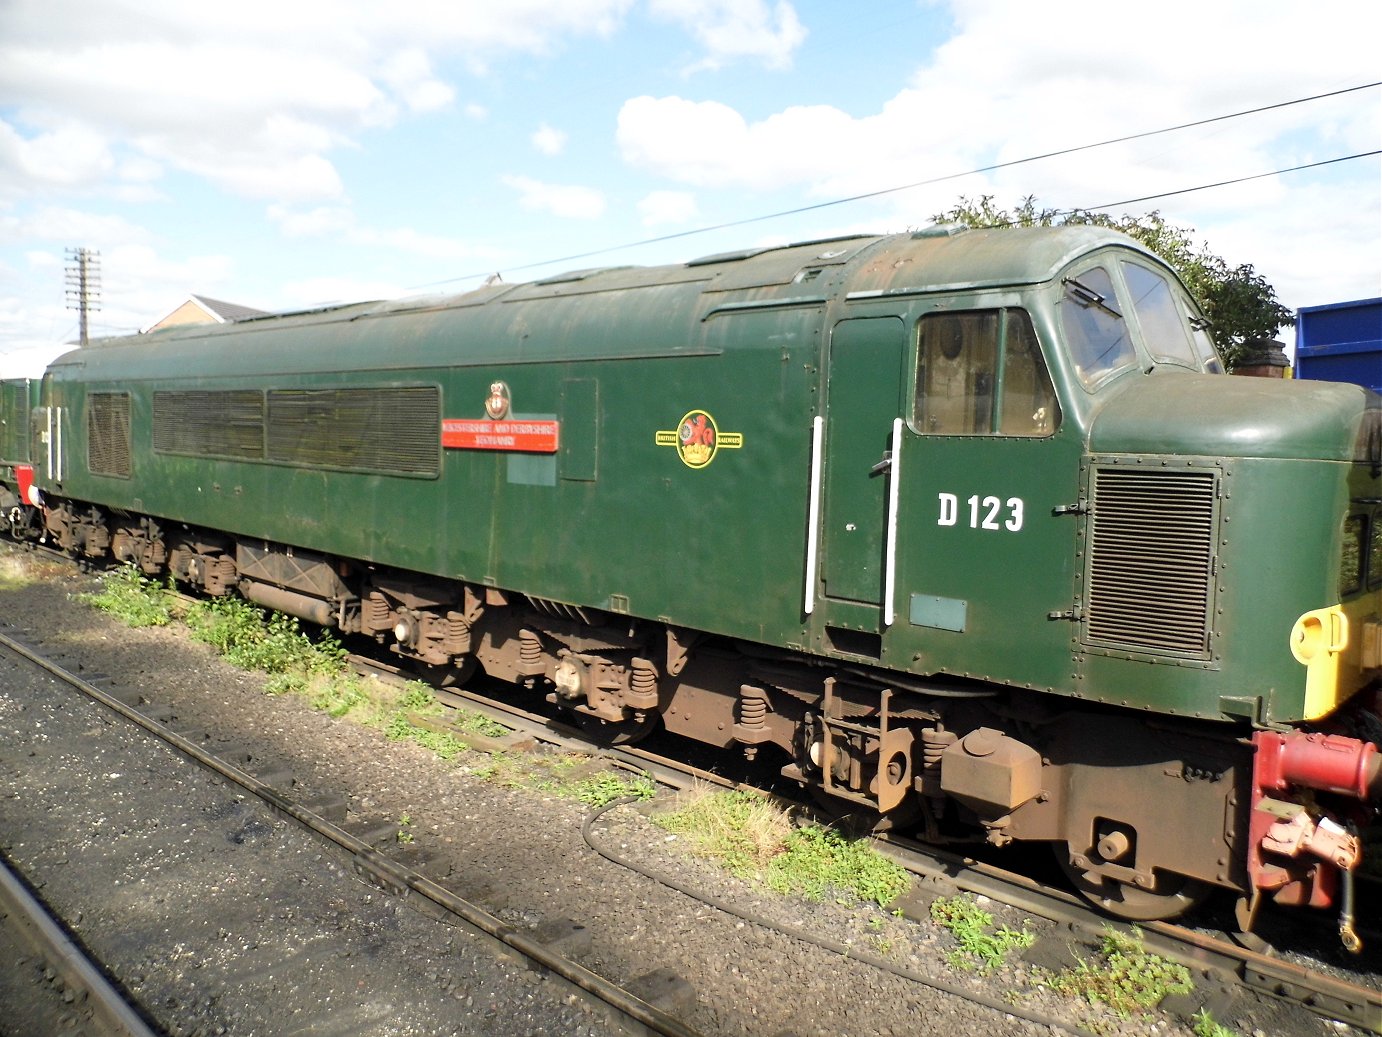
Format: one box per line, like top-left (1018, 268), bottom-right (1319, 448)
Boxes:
top-left (442, 419), bottom-right (560, 453)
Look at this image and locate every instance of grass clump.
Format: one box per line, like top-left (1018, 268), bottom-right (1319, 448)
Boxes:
top-left (182, 594), bottom-right (378, 722)
top-left (655, 787), bottom-right (794, 874)
top-left (454, 708), bottom-right (510, 739)
top-left (929, 893), bottom-right (1035, 973)
top-left (1049, 927), bottom-right (1193, 1017)
top-left (568, 771), bottom-right (657, 807)
top-left (186, 596), bottom-right (344, 676)
top-left (654, 788), bottom-right (910, 908)
top-left (465, 750), bottom-right (656, 805)
top-left (384, 710), bottom-right (472, 759)
top-left (80, 563), bottom-right (175, 627)
top-left (1192, 1009), bottom-right (1239, 1037)
top-left (385, 682), bottom-right (514, 759)
top-left (0, 553), bottom-right (36, 591)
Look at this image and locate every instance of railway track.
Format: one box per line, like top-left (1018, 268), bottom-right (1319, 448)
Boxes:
top-left (350, 654), bottom-right (1382, 1035)
top-left (0, 624), bottom-right (708, 1037)
top-left (0, 846), bottom-right (160, 1037)
top-left (2, 545), bottom-right (1378, 1036)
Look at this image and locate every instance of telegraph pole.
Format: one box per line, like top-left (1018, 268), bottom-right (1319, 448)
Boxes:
top-left (64, 247), bottom-right (101, 346)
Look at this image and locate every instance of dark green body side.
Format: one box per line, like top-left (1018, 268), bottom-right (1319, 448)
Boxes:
top-left (20, 228), bottom-right (1373, 726)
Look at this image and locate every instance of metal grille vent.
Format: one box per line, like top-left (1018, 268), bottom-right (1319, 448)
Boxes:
top-left (267, 387), bottom-right (439, 477)
top-left (1084, 466), bottom-right (1217, 657)
top-left (87, 392), bottom-right (131, 477)
top-left (154, 390), bottom-right (266, 460)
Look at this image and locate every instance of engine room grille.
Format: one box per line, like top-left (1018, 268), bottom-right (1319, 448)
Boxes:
top-left (154, 390), bottom-right (266, 460)
top-left (87, 392), bottom-right (131, 477)
top-left (1083, 465), bottom-right (1218, 657)
top-left (266, 387), bottom-right (440, 477)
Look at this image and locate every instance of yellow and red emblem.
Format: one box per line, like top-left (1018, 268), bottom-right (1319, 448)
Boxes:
top-left (655, 410), bottom-right (743, 469)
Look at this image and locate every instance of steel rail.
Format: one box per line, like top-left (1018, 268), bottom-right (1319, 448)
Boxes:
top-left (0, 850), bottom-right (160, 1037)
top-left (352, 654), bottom-right (1382, 1033)
top-left (0, 629), bottom-right (710, 1037)
top-left (6, 552), bottom-right (1378, 1033)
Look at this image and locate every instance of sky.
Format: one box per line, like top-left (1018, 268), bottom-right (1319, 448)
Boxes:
top-left (1, 0), bottom-right (1379, 377)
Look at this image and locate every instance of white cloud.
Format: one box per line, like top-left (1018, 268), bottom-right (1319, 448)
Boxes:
top-left (268, 205), bottom-right (356, 238)
top-left (0, 0), bottom-right (639, 206)
top-left (280, 275), bottom-right (408, 309)
top-left (649, 0), bottom-right (806, 71)
top-left (502, 175), bottom-right (606, 220)
top-left (637, 190), bottom-right (699, 227)
top-left (0, 118), bottom-right (114, 193)
top-left (531, 123), bottom-right (568, 156)
top-left (0, 205), bottom-right (153, 247)
top-left (377, 49), bottom-right (455, 113)
top-left (617, 95), bottom-right (868, 190)
top-left (268, 204), bottom-right (501, 262)
top-left (617, 0), bottom-right (1379, 318)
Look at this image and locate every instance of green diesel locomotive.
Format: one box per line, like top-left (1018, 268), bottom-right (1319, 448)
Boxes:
top-left (3, 225), bottom-right (1380, 935)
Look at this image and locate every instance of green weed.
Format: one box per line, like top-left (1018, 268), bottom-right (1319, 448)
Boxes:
top-left (766, 825), bottom-right (910, 908)
top-left (80, 563), bottom-right (175, 627)
top-left (186, 597), bottom-right (344, 675)
top-left (397, 682), bottom-right (439, 712)
top-left (654, 789), bottom-right (910, 908)
top-left (453, 708), bottom-right (510, 739)
top-left (568, 771), bottom-right (657, 807)
top-left (309, 674), bottom-right (371, 717)
top-left (930, 893), bottom-right (1035, 973)
top-left (385, 711), bottom-right (470, 759)
top-left (1050, 927), bottom-right (1193, 1017)
top-left (1192, 1008), bottom-right (1239, 1037)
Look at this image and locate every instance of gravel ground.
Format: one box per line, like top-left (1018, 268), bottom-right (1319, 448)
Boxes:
top-left (0, 634), bottom-right (616, 1037)
top-left (0, 547), bottom-right (1345, 1037)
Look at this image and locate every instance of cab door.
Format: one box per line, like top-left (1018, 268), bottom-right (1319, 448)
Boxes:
top-left (888, 304), bottom-right (1080, 690)
top-left (817, 317), bottom-right (907, 638)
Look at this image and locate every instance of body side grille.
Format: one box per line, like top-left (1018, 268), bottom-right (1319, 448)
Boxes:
top-left (1084, 466), bottom-right (1217, 657)
top-left (87, 392), bottom-right (131, 477)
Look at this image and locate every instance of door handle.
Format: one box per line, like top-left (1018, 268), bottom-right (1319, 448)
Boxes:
top-left (869, 451), bottom-right (892, 477)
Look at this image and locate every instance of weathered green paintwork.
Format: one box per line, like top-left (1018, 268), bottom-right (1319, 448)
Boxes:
top-left (16, 227), bottom-right (1374, 726)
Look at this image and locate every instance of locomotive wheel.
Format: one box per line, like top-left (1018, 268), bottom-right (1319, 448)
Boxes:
top-left (409, 655), bottom-right (479, 689)
top-left (569, 709), bottom-right (659, 746)
top-left (1055, 846), bottom-right (1212, 921)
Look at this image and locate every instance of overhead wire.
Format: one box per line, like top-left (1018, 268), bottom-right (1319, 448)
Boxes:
top-left (415, 80), bottom-right (1381, 289)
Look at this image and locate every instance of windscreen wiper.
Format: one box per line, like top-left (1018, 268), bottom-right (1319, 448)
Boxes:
top-left (1062, 276), bottom-right (1122, 318)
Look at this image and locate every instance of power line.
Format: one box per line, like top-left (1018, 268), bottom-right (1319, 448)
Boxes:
top-left (1081, 151), bottom-right (1382, 214)
top-left (416, 80), bottom-right (1381, 289)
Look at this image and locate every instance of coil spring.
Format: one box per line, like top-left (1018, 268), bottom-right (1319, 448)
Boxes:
top-left (738, 687), bottom-right (769, 727)
top-left (922, 727), bottom-right (954, 769)
top-left (363, 594), bottom-right (390, 630)
top-left (518, 629), bottom-right (542, 668)
top-left (630, 659), bottom-right (658, 697)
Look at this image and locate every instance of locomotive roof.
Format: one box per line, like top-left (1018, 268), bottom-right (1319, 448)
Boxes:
top-left (56, 225), bottom-right (1159, 380)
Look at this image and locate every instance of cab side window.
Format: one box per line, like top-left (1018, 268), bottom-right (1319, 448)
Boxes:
top-left (1121, 261), bottom-right (1198, 368)
top-left (915, 308), bottom-right (1058, 437)
top-left (1061, 266), bottom-right (1136, 389)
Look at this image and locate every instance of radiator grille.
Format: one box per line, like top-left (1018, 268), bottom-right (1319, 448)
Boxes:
top-left (154, 390), bottom-right (266, 459)
top-left (266, 387), bottom-right (440, 476)
top-left (87, 392), bottom-right (131, 477)
top-left (1084, 466), bottom-right (1217, 656)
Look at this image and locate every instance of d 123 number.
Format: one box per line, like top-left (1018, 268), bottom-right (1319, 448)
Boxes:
top-left (937, 493), bottom-right (1024, 532)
